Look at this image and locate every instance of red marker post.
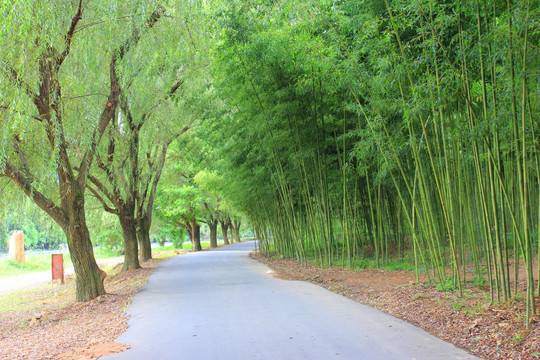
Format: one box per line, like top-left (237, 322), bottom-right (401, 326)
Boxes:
top-left (51, 254), bottom-right (65, 285)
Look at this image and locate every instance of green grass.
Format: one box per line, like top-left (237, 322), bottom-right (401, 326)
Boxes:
top-left (299, 254), bottom-right (417, 272)
top-left (411, 293), bottom-right (431, 300)
top-left (179, 241), bottom-right (226, 250)
top-left (151, 245), bottom-right (177, 252)
top-left (381, 261), bottom-right (416, 271)
top-left (93, 247), bottom-right (123, 258)
top-left (0, 254), bottom-right (74, 278)
top-left (0, 248), bottom-right (126, 279)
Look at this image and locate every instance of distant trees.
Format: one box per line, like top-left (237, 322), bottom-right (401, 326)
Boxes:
top-left (0, 197), bottom-right (65, 251)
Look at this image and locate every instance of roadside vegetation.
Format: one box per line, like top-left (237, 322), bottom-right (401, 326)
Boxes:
top-left (0, 255), bottom-right (72, 278)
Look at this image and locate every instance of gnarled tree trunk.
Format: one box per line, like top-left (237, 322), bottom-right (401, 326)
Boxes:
top-left (63, 190), bottom-right (106, 301)
top-left (186, 225), bottom-right (193, 244)
top-left (0, 3), bottom-right (166, 302)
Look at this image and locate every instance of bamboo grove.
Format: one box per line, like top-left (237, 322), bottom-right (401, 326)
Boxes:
top-left (205, 0), bottom-right (539, 324)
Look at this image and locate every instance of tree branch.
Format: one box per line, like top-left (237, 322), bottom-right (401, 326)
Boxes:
top-left (87, 183), bottom-right (118, 215)
top-left (87, 173), bottom-right (113, 201)
top-left (63, 93), bottom-right (108, 102)
top-left (1, 103), bottom-right (43, 121)
top-left (139, 78), bottom-right (184, 125)
top-left (168, 79), bottom-right (184, 98)
top-left (76, 58), bottom-right (120, 185)
top-left (142, 143), bottom-right (168, 216)
top-left (13, 135), bottom-right (33, 181)
top-left (117, 157), bottom-right (131, 198)
top-left (176, 222), bottom-right (188, 230)
top-left (77, 6), bottom-right (165, 186)
top-left (106, 125), bottom-right (116, 167)
top-left (1, 160), bottom-right (66, 225)
top-left (56, 0), bottom-right (84, 68)
top-left (95, 152), bottom-right (124, 202)
top-left (116, 6), bottom-right (165, 60)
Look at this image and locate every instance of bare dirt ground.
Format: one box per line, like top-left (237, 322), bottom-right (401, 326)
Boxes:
top-left (0, 251), bottom-right (183, 360)
top-left (254, 253), bottom-right (540, 360)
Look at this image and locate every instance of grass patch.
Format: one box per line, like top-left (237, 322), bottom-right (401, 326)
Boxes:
top-left (0, 255), bottom-right (73, 278)
top-left (435, 278), bottom-right (458, 292)
top-left (306, 256), bottom-right (416, 272)
top-left (381, 261), bottom-right (416, 271)
top-left (0, 285), bottom-right (59, 313)
top-left (412, 293), bottom-right (431, 300)
top-left (151, 245), bottom-right (177, 252)
top-left (0, 248), bottom-right (130, 279)
top-left (180, 241), bottom-right (223, 250)
top-left (153, 252), bottom-right (177, 259)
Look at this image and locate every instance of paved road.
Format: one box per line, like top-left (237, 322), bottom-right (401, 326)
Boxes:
top-left (104, 241), bottom-right (478, 360)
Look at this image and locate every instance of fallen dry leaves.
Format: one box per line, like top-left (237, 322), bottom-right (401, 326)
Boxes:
top-left (254, 253), bottom-right (540, 360)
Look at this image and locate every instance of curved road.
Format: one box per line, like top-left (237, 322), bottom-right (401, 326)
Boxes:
top-left (104, 241), bottom-right (478, 360)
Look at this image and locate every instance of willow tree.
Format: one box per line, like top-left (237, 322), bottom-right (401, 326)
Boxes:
top-left (0, 1), bottom-right (167, 301)
top-left (87, 79), bottom-right (186, 267)
top-left (105, 0), bottom-right (202, 262)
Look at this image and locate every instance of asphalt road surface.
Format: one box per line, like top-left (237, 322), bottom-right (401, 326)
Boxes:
top-left (104, 241), bottom-right (478, 360)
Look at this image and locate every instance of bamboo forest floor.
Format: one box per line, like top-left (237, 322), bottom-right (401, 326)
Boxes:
top-left (254, 252), bottom-right (540, 360)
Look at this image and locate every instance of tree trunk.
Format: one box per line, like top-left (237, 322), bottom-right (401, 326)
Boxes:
top-left (232, 221), bottom-right (241, 243)
top-left (65, 224), bottom-right (106, 301)
top-left (192, 219), bottom-right (202, 251)
top-left (209, 220), bottom-right (218, 248)
top-left (63, 194), bottom-right (106, 302)
top-left (119, 210), bottom-right (141, 271)
top-left (138, 214), bottom-right (152, 261)
top-left (186, 222), bottom-right (193, 245)
top-left (231, 225), bottom-right (237, 242)
top-left (220, 221), bottom-right (230, 245)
